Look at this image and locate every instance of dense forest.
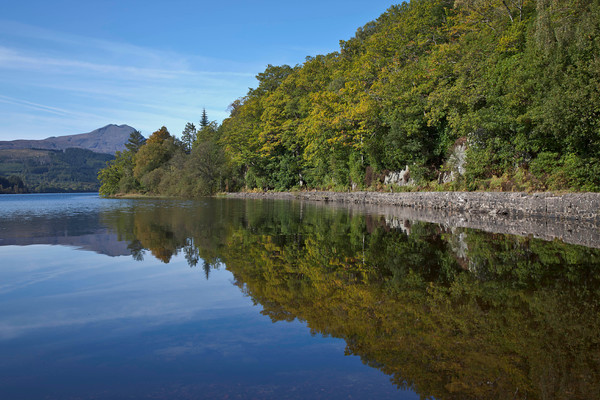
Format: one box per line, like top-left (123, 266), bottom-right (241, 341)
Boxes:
top-left (0, 148), bottom-right (114, 193)
top-left (99, 0), bottom-right (600, 197)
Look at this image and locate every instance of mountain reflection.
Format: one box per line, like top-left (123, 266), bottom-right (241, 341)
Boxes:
top-left (99, 198), bottom-right (600, 400)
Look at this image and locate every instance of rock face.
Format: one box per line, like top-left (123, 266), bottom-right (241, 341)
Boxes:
top-left (384, 165), bottom-right (413, 186)
top-left (0, 124), bottom-right (136, 155)
top-left (227, 191), bottom-right (600, 248)
top-left (439, 141), bottom-right (467, 184)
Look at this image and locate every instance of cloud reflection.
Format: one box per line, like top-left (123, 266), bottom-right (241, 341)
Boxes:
top-left (0, 245), bottom-right (250, 340)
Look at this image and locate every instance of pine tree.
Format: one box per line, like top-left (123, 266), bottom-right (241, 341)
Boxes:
top-left (200, 108), bottom-right (209, 128)
top-left (124, 130), bottom-right (146, 153)
top-left (181, 122), bottom-right (197, 154)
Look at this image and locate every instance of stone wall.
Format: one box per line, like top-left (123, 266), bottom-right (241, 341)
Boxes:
top-left (226, 191), bottom-right (600, 248)
top-left (227, 191), bottom-right (600, 222)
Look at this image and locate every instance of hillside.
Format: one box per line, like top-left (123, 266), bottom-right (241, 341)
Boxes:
top-left (0, 124), bottom-right (136, 155)
top-left (0, 148), bottom-right (114, 192)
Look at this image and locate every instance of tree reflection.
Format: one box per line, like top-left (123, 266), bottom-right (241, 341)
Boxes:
top-left (127, 239), bottom-right (145, 261)
top-left (102, 199), bottom-right (600, 400)
top-left (183, 238), bottom-right (200, 267)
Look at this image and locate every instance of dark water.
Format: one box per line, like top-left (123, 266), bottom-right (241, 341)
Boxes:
top-left (0, 193), bottom-right (599, 400)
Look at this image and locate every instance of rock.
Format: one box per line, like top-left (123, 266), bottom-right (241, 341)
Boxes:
top-left (384, 165), bottom-right (413, 186)
top-left (439, 139), bottom-right (467, 183)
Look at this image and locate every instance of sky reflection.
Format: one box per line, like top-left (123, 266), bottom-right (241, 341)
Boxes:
top-left (0, 243), bottom-right (410, 400)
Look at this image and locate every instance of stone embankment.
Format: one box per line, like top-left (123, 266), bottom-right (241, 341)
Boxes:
top-left (227, 191), bottom-right (600, 221)
top-left (227, 191), bottom-right (600, 248)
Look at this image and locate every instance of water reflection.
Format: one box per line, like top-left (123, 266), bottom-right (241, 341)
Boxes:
top-left (2, 194), bottom-right (600, 399)
top-left (0, 193), bottom-right (131, 255)
top-left (97, 198), bottom-right (600, 400)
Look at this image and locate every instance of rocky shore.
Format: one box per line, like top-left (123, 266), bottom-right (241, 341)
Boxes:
top-left (226, 191), bottom-right (600, 248)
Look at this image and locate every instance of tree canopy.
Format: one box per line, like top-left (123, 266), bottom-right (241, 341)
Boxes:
top-left (99, 0), bottom-right (600, 196)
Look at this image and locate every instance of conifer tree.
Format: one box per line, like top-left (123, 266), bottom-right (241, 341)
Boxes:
top-left (200, 108), bottom-right (209, 128)
top-left (181, 122), bottom-right (197, 154)
top-left (124, 130), bottom-right (146, 153)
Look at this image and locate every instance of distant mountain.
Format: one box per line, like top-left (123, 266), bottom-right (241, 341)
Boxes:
top-left (0, 124), bottom-right (136, 155)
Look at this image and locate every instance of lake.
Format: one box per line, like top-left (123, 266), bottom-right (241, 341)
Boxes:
top-left (0, 193), bottom-right (599, 399)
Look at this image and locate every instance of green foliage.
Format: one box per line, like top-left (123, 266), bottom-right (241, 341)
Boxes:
top-left (214, 0), bottom-right (600, 192)
top-left (99, 118), bottom-right (230, 197)
top-left (187, 137), bottom-right (227, 195)
top-left (133, 139), bottom-right (176, 180)
top-left (99, 0), bottom-right (600, 194)
top-left (98, 150), bottom-right (135, 196)
top-left (180, 122), bottom-right (196, 154)
top-left (124, 130), bottom-right (146, 153)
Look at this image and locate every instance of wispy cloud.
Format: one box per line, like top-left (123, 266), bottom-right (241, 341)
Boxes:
top-left (0, 247), bottom-right (251, 340)
top-left (0, 21), bottom-right (258, 140)
top-left (0, 94), bottom-right (74, 117)
top-left (0, 46), bottom-right (255, 81)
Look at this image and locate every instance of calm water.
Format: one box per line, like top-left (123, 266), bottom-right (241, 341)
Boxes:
top-left (0, 193), bottom-right (599, 399)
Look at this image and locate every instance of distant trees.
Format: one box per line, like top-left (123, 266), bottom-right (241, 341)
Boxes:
top-left (0, 148), bottom-right (113, 193)
top-left (0, 175), bottom-right (27, 194)
top-left (99, 110), bottom-right (231, 197)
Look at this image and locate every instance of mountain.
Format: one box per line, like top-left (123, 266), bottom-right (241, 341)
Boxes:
top-left (0, 124), bottom-right (136, 155)
top-left (0, 124), bottom-right (139, 193)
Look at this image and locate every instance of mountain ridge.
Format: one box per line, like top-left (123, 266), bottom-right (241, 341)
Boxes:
top-left (0, 124), bottom-right (137, 155)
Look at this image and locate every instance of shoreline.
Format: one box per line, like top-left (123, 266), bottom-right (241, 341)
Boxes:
top-left (226, 191), bottom-right (600, 249)
top-left (225, 190), bottom-right (600, 222)
top-left (100, 190), bottom-right (600, 248)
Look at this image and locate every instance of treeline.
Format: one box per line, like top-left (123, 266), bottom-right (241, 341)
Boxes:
top-left (0, 175), bottom-right (27, 194)
top-left (100, 0), bottom-right (600, 196)
top-left (98, 120), bottom-right (229, 197)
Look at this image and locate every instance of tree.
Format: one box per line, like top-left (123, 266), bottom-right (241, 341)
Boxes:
top-left (146, 126), bottom-right (171, 144)
top-left (124, 130), bottom-right (146, 153)
top-left (0, 175), bottom-right (27, 194)
top-left (252, 64), bottom-right (295, 96)
top-left (98, 151), bottom-right (133, 196)
top-left (200, 108), bottom-right (209, 128)
top-left (181, 122), bottom-right (197, 154)
top-left (188, 137), bottom-right (226, 195)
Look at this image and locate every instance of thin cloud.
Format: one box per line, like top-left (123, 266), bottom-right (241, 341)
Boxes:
top-left (0, 21), bottom-right (258, 139)
top-left (0, 20), bottom-right (258, 75)
top-left (0, 94), bottom-right (73, 117)
top-left (0, 46), bottom-right (200, 81)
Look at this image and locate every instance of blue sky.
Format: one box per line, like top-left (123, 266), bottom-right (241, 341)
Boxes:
top-left (0, 0), bottom-right (396, 141)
